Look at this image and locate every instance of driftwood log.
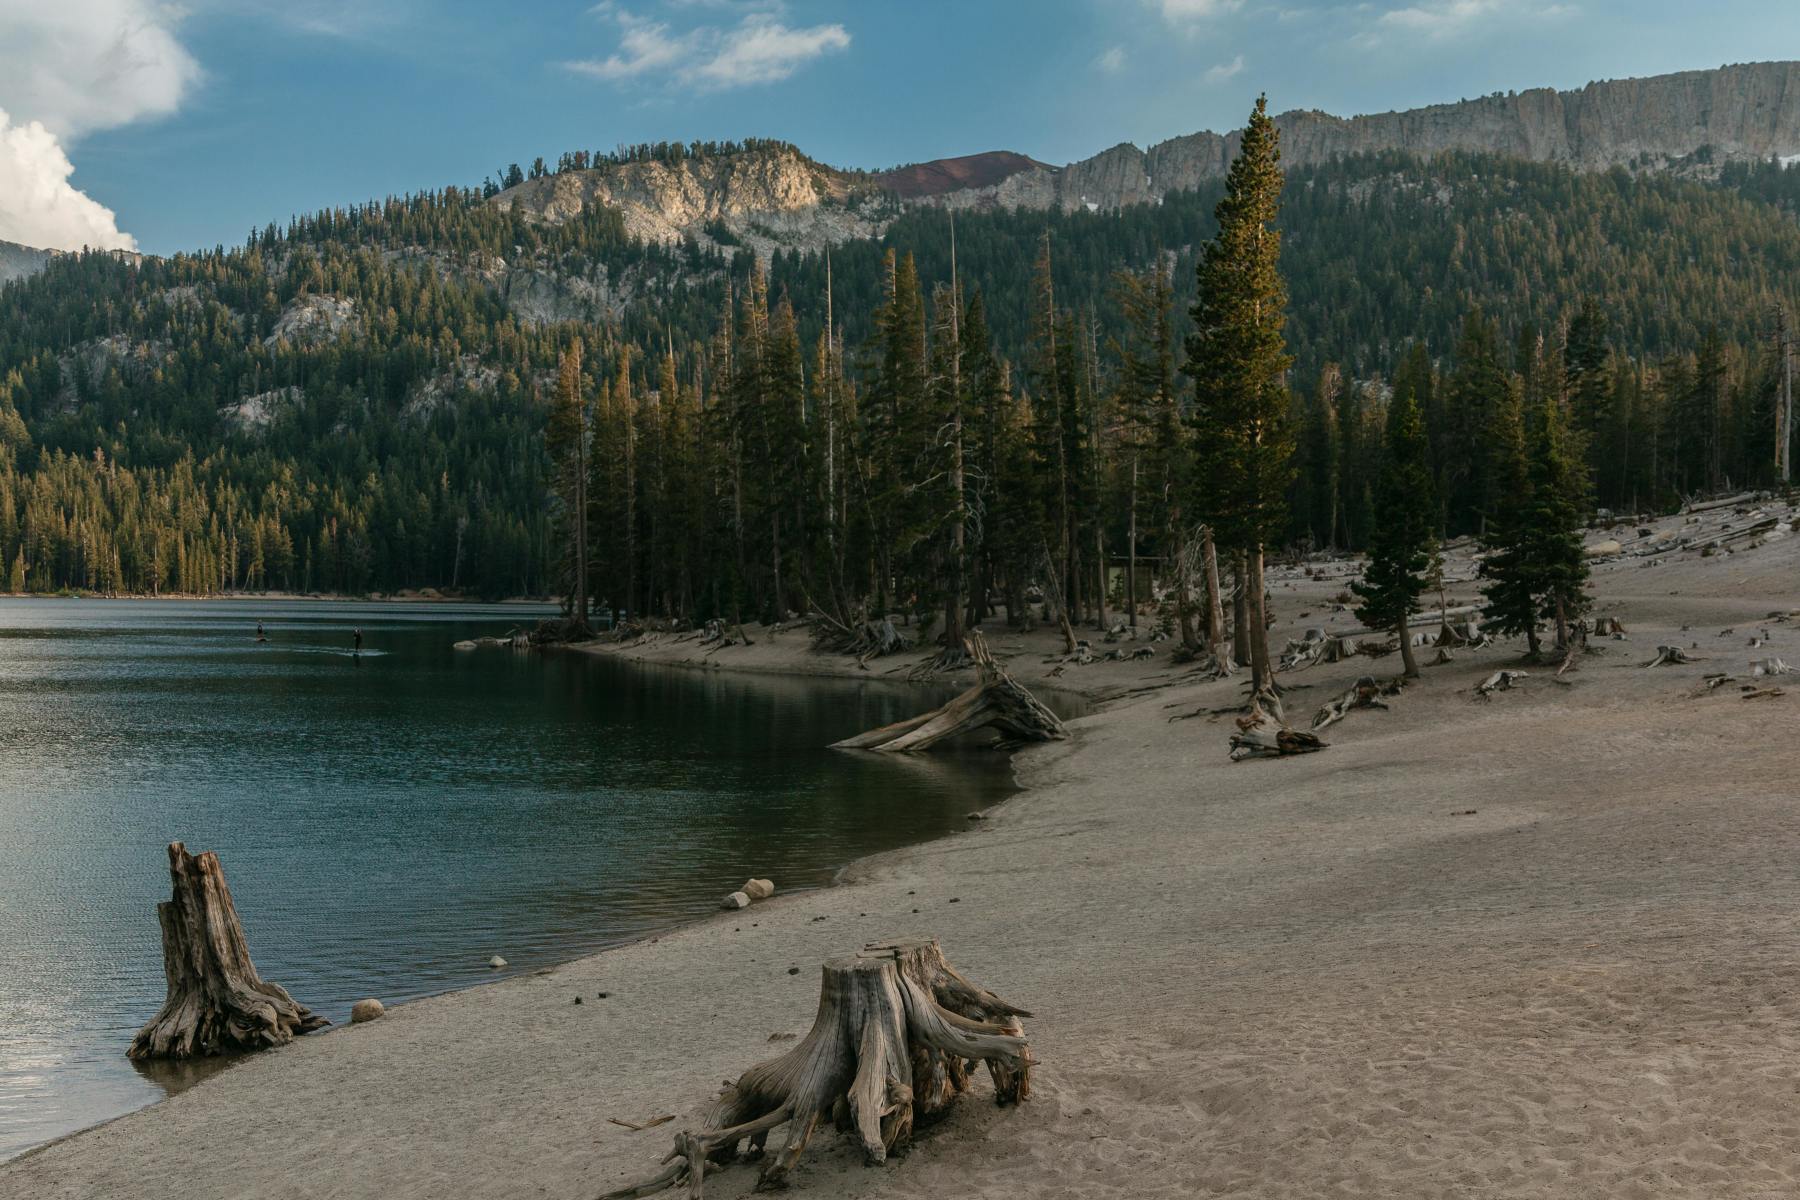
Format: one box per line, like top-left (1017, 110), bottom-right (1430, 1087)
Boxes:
top-left (129, 842), bottom-right (327, 1060)
top-left (1228, 726), bottom-right (1327, 761)
top-left (1311, 675), bottom-right (1397, 731)
top-left (1474, 669), bottom-right (1528, 698)
top-left (599, 945), bottom-right (1030, 1199)
top-left (833, 633), bottom-right (1064, 752)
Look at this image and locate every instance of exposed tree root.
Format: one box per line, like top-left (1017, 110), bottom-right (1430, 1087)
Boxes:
top-left (1229, 726), bottom-right (1328, 761)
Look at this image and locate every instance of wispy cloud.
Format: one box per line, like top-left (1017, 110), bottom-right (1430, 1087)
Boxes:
top-left (1205, 53), bottom-right (1246, 83)
top-left (1366, 0), bottom-right (1578, 45)
top-left (1095, 45), bottom-right (1126, 73)
top-left (566, 2), bottom-right (849, 90)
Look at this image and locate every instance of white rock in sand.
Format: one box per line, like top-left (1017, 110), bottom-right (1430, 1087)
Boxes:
top-left (488, 955), bottom-right (508, 969)
top-left (350, 999), bottom-right (385, 1023)
top-left (453, 640), bottom-right (477, 651)
top-left (741, 878), bottom-right (775, 901)
top-left (721, 891), bottom-right (751, 910)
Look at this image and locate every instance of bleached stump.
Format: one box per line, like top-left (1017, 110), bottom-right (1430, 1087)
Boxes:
top-left (128, 842), bottom-right (327, 1060)
top-left (834, 633), bottom-right (1064, 752)
top-left (599, 954), bottom-right (1030, 1199)
top-left (1474, 669), bottom-right (1529, 698)
top-left (1644, 645), bottom-right (1700, 667)
top-left (864, 938), bottom-right (1033, 1113)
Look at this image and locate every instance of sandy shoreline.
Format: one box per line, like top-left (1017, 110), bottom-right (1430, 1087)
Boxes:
top-left (10, 504), bottom-right (1800, 1199)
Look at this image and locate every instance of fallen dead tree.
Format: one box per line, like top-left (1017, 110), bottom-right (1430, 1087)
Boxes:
top-left (1311, 675), bottom-right (1399, 730)
top-left (1474, 669), bottom-right (1529, 699)
top-left (833, 633), bottom-right (1064, 752)
top-left (129, 842), bottom-right (327, 1060)
top-left (1229, 726), bottom-right (1327, 761)
top-left (598, 942), bottom-right (1030, 1199)
top-left (1644, 645), bottom-right (1701, 667)
top-left (1752, 656), bottom-right (1794, 678)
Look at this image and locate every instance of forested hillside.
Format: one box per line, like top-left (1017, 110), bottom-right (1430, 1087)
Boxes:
top-left (1, 146), bottom-right (1797, 600)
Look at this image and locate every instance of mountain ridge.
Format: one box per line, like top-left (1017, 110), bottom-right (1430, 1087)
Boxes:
top-left (491, 61), bottom-right (1800, 251)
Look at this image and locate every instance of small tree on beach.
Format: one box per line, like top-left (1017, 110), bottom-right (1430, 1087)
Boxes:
top-left (1352, 374), bottom-right (1435, 677)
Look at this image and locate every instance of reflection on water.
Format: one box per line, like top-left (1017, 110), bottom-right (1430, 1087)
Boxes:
top-left (0, 599), bottom-right (1018, 1161)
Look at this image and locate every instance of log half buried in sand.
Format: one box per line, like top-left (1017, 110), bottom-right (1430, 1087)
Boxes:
top-left (833, 632), bottom-right (1065, 752)
top-left (597, 950), bottom-right (1031, 1200)
top-left (128, 842), bottom-right (327, 1060)
top-left (1228, 726), bottom-right (1327, 761)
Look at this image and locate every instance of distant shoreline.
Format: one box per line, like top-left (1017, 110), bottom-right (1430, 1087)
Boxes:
top-left (0, 591), bottom-right (557, 605)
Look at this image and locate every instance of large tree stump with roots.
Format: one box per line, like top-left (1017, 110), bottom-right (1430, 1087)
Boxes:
top-left (833, 632), bottom-right (1065, 752)
top-left (599, 949), bottom-right (1031, 1199)
top-left (128, 842), bottom-right (327, 1060)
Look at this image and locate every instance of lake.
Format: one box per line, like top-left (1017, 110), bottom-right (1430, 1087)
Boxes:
top-left (0, 599), bottom-right (1018, 1161)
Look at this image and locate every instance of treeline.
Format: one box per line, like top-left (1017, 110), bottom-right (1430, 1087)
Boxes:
top-left (546, 105), bottom-right (1776, 692)
top-left (2, 136), bottom-right (1797, 599)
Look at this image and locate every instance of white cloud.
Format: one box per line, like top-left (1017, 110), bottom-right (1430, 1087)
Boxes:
top-left (0, 110), bottom-right (137, 251)
top-left (566, 4), bottom-right (848, 91)
top-left (1096, 45), bottom-right (1126, 73)
top-left (1157, 0), bottom-right (1245, 22)
top-left (0, 0), bottom-right (199, 251)
top-left (1205, 53), bottom-right (1246, 83)
top-left (1373, 0), bottom-right (1577, 42)
top-left (0, 0), bottom-right (199, 138)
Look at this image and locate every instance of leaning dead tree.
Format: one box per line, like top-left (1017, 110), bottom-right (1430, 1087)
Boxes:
top-left (833, 632), bottom-right (1065, 752)
top-left (599, 944), bottom-right (1031, 1200)
top-left (129, 842), bottom-right (327, 1060)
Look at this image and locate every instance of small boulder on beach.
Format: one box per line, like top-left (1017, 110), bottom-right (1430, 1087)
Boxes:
top-left (488, 955), bottom-right (507, 969)
top-left (350, 999), bottom-right (384, 1023)
top-left (741, 878), bottom-right (775, 901)
top-left (721, 891), bottom-right (751, 910)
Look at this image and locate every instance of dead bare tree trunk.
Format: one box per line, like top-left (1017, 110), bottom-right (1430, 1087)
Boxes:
top-left (1231, 552), bottom-right (1252, 669)
top-left (129, 842), bottom-right (327, 1060)
top-left (1201, 526), bottom-right (1233, 671)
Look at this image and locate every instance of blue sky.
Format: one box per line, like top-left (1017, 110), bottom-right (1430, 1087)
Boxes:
top-left (1, 0), bottom-right (1797, 256)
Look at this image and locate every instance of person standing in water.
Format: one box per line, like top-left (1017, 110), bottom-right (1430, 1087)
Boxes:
top-left (352, 628), bottom-right (363, 655)
top-left (256, 621), bottom-right (266, 642)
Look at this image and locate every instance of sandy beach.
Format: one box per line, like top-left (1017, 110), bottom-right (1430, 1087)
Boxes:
top-left (9, 502), bottom-right (1800, 1200)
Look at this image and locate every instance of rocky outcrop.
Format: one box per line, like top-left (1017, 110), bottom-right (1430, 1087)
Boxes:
top-left (492, 145), bottom-right (892, 259)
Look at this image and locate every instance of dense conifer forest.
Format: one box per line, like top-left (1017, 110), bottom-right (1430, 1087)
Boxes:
top-left (1, 136), bottom-right (1796, 626)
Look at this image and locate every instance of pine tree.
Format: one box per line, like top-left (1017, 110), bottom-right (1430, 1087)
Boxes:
top-left (1478, 378), bottom-right (1541, 656)
top-left (1520, 395), bottom-right (1591, 651)
top-left (546, 340), bottom-right (590, 626)
top-left (1182, 95), bottom-right (1295, 697)
top-left (1352, 372), bottom-right (1435, 677)
top-left (8, 546), bottom-right (24, 594)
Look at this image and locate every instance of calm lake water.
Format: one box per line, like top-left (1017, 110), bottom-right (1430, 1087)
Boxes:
top-left (0, 599), bottom-right (1018, 1161)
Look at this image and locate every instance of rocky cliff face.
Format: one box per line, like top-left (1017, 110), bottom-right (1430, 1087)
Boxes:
top-left (0, 239), bottom-right (52, 287)
top-left (494, 62), bottom-right (1800, 247)
top-left (928, 61), bottom-right (1800, 214)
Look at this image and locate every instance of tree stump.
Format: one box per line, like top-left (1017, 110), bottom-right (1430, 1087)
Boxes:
top-left (863, 938), bottom-right (1033, 1113)
top-left (128, 842), bottom-right (327, 1060)
top-left (833, 633), bottom-right (1065, 752)
top-left (600, 952), bottom-right (1031, 1199)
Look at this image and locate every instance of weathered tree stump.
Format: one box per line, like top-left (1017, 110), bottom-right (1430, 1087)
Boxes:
top-left (1474, 669), bottom-right (1529, 698)
top-left (1644, 645), bottom-right (1699, 667)
top-left (600, 951), bottom-right (1031, 1199)
top-left (129, 842), bottom-right (326, 1060)
top-left (834, 633), bottom-right (1064, 752)
top-left (863, 938), bottom-right (1033, 1113)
